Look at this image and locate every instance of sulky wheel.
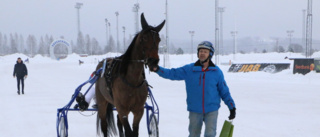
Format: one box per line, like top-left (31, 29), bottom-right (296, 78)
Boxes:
top-left (59, 116), bottom-right (67, 137)
top-left (148, 114), bottom-right (159, 137)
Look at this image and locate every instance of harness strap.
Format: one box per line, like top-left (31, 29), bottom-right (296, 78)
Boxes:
top-left (121, 77), bottom-right (146, 88)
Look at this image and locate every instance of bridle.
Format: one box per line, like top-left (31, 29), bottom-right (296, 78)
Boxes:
top-left (123, 28), bottom-right (159, 67)
top-left (113, 28), bottom-right (159, 88)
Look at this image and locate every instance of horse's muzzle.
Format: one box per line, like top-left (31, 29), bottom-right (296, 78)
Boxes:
top-left (147, 58), bottom-right (159, 71)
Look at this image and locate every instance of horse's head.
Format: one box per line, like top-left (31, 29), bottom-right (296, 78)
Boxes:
top-left (137, 13), bottom-right (165, 71)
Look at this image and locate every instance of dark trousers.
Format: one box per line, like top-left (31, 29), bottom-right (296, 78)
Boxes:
top-left (17, 77), bottom-right (24, 93)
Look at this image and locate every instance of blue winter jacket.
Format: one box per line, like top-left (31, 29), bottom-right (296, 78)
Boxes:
top-left (156, 60), bottom-right (236, 113)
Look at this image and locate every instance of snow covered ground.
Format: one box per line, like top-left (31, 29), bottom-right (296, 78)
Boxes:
top-left (1, 52), bottom-right (320, 137)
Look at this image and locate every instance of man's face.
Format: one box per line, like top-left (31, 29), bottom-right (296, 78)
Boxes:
top-left (17, 59), bottom-right (21, 63)
top-left (198, 49), bottom-right (210, 62)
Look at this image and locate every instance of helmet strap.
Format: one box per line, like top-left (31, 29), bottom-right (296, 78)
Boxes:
top-left (200, 57), bottom-right (210, 66)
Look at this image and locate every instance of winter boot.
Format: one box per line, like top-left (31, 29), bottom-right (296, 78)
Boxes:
top-left (76, 93), bottom-right (89, 111)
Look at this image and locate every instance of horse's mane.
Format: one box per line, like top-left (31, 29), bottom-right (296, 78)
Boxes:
top-left (117, 32), bottom-right (140, 75)
top-left (117, 27), bottom-right (156, 75)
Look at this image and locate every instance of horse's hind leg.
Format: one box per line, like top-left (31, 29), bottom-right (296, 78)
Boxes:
top-left (97, 101), bottom-right (107, 136)
top-left (96, 84), bottom-right (116, 136)
top-left (117, 114), bottom-right (125, 137)
top-left (97, 102), bottom-right (116, 137)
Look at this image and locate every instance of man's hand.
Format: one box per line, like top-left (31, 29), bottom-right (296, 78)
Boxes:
top-left (13, 76), bottom-right (15, 78)
top-left (151, 65), bottom-right (159, 72)
top-left (228, 108), bottom-right (236, 120)
top-left (25, 75), bottom-right (27, 78)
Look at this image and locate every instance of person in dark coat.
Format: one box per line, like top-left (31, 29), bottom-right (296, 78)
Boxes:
top-left (13, 57), bottom-right (28, 95)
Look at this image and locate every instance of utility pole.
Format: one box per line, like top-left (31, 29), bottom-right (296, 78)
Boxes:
top-left (105, 18), bottom-right (109, 48)
top-left (287, 30), bottom-right (294, 46)
top-left (302, 9), bottom-right (306, 47)
top-left (231, 31), bottom-right (237, 60)
top-left (123, 26), bottom-right (126, 52)
top-left (189, 31), bottom-right (195, 61)
top-left (75, 2), bottom-right (83, 35)
top-left (215, 0), bottom-right (219, 64)
top-left (115, 11), bottom-right (119, 55)
top-left (306, 0), bottom-right (313, 58)
top-left (218, 7), bottom-right (225, 56)
top-left (132, 3), bottom-right (140, 33)
top-left (164, 0), bottom-right (169, 67)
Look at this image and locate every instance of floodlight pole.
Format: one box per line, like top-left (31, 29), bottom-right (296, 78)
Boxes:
top-left (189, 31), bottom-right (195, 61)
top-left (218, 7), bottom-right (225, 56)
top-left (132, 3), bottom-right (140, 33)
top-left (306, 0), bottom-right (313, 58)
top-left (231, 31), bottom-right (237, 60)
top-left (287, 30), bottom-right (294, 45)
top-left (215, 0), bottom-right (219, 64)
top-left (164, 0), bottom-right (169, 67)
top-left (105, 18), bottom-right (109, 48)
top-left (302, 9), bottom-right (306, 47)
top-left (75, 2), bottom-right (83, 35)
top-left (123, 26), bottom-right (126, 52)
top-left (115, 11), bottom-right (119, 55)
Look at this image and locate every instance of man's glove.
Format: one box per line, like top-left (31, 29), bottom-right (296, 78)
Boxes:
top-left (228, 108), bottom-right (236, 120)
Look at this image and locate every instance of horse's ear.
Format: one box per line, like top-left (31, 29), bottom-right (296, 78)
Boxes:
top-left (141, 13), bottom-right (149, 30)
top-left (154, 20), bottom-right (166, 33)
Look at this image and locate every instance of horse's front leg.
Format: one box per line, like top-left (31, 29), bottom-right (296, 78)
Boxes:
top-left (117, 114), bottom-right (125, 137)
top-left (118, 111), bottom-right (133, 137)
top-left (132, 108), bottom-right (144, 137)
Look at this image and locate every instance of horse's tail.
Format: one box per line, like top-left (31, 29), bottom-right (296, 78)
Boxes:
top-left (97, 103), bottom-right (117, 137)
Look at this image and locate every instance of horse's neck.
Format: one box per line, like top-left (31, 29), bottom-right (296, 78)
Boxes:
top-left (126, 61), bottom-right (144, 76)
top-left (125, 48), bottom-right (145, 80)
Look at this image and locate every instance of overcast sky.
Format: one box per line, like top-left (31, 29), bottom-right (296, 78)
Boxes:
top-left (0, 0), bottom-right (319, 45)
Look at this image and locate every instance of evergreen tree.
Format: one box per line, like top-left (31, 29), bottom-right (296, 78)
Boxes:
top-left (26, 35), bottom-right (37, 57)
top-left (176, 47), bottom-right (184, 55)
top-left (91, 38), bottom-right (101, 55)
top-left (37, 37), bottom-right (45, 55)
top-left (76, 32), bottom-right (85, 54)
top-left (169, 43), bottom-right (176, 54)
top-left (10, 33), bottom-right (18, 54)
top-left (105, 35), bottom-right (115, 53)
top-left (0, 32), bottom-right (3, 55)
top-left (70, 40), bottom-right (75, 54)
top-left (19, 34), bottom-right (24, 53)
top-left (3, 35), bottom-right (8, 55)
top-left (262, 49), bottom-right (267, 53)
top-left (278, 46), bottom-right (285, 53)
top-left (85, 34), bottom-right (91, 55)
top-left (287, 44), bottom-right (303, 53)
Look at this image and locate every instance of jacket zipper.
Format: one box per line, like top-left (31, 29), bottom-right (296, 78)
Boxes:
top-left (202, 71), bottom-right (206, 113)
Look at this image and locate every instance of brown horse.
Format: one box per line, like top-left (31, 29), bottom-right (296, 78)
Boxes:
top-left (95, 13), bottom-right (165, 137)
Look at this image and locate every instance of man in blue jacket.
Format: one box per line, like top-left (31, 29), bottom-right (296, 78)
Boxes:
top-left (13, 57), bottom-right (28, 95)
top-left (152, 41), bottom-right (236, 137)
